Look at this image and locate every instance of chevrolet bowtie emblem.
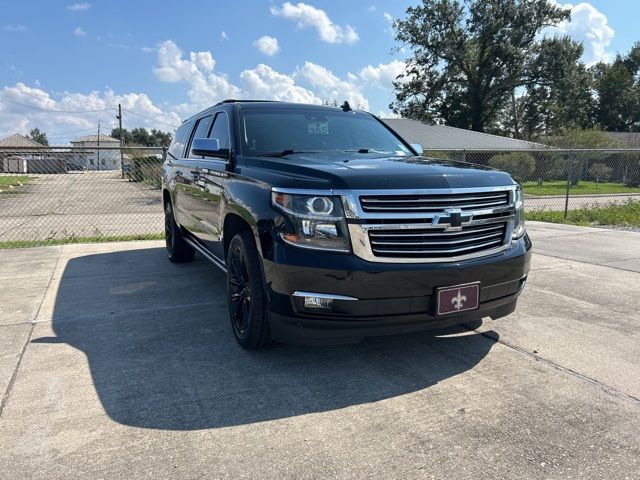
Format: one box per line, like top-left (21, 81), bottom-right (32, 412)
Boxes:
top-left (432, 208), bottom-right (473, 231)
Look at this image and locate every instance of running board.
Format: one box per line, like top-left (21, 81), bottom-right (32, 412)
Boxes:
top-left (183, 235), bottom-right (227, 273)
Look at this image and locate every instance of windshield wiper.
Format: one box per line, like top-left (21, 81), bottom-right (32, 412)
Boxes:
top-left (354, 148), bottom-right (394, 154)
top-left (261, 149), bottom-right (314, 157)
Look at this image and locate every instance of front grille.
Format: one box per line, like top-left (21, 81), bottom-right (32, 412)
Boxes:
top-left (368, 222), bottom-right (507, 259)
top-left (359, 191), bottom-right (510, 213)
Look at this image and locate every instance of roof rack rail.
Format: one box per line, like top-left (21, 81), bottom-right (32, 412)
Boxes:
top-left (213, 99), bottom-right (278, 107)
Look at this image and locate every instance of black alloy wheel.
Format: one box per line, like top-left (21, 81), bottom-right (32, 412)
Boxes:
top-left (226, 230), bottom-right (271, 349)
top-left (164, 201), bottom-right (195, 263)
top-left (229, 243), bottom-right (251, 337)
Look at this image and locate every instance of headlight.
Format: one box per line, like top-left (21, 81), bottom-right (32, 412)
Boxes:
top-left (512, 187), bottom-right (526, 240)
top-left (271, 190), bottom-right (351, 252)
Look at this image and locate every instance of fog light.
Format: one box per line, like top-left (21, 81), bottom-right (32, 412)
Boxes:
top-left (304, 296), bottom-right (333, 310)
top-left (292, 291), bottom-right (359, 313)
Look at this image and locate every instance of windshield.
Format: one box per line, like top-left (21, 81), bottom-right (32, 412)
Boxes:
top-left (239, 108), bottom-right (412, 157)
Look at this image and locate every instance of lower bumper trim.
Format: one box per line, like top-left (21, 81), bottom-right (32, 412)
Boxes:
top-left (270, 288), bottom-right (521, 346)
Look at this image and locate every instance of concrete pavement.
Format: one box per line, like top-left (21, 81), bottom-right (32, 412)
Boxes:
top-left (0, 223), bottom-right (639, 479)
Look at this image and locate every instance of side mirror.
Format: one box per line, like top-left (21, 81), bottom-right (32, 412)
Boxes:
top-left (410, 143), bottom-right (423, 156)
top-left (191, 138), bottom-right (228, 159)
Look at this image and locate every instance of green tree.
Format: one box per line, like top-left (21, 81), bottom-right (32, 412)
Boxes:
top-left (28, 128), bottom-right (48, 145)
top-left (110, 128), bottom-right (133, 145)
top-left (110, 127), bottom-right (172, 147)
top-left (592, 52), bottom-right (640, 132)
top-left (519, 37), bottom-right (594, 138)
top-left (149, 129), bottom-right (172, 147)
top-left (488, 152), bottom-right (536, 183)
top-left (545, 127), bottom-right (624, 149)
top-left (391, 0), bottom-right (570, 132)
top-left (588, 162), bottom-right (612, 185)
top-left (546, 128), bottom-right (624, 186)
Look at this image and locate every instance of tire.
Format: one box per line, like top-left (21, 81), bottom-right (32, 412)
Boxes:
top-left (164, 201), bottom-right (195, 263)
top-left (226, 230), bottom-right (271, 349)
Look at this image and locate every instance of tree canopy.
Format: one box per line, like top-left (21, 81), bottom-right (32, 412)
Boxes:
top-left (111, 127), bottom-right (172, 147)
top-left (591, 43), bottom-right (640, 132)
top-left (28, 128), bottom-right (48, 146)
top-left (392, 1), bottom-right (640, 138)
top-left (391, 0), bottom-right (571, 132)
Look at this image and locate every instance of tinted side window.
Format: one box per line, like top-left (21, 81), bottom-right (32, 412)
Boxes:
top-left (208, 112), bottom-right (230, 151)
top-left (168, 121), bottom-right (193, 159)
top-left (188, 115), bottom-right (212, 158)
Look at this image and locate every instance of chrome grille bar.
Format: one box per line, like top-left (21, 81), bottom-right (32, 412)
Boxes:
top-left (338, 186), bottom-right (517, 263)
top-left (360, 190), bottom-right (509, 213)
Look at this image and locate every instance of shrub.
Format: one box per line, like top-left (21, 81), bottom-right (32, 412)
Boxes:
top-left (488, 152), bottom-right (536, 183)
top-left (626, 158), bottom-right (640, 187)
top-left (534, 153), bottom-right (566, 183)
top-left (588, 162), bottom-right (612, 184)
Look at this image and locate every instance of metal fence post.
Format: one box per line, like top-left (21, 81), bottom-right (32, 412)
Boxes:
top-left (162, 146), bottom-right (167, 162)
top-left (462, 149), bottom-right (467, 163)
top-left (564, 149), bottom-right (573, 220)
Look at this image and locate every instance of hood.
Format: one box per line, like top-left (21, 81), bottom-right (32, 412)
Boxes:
top-left (241, 152), bottom-right (515, 190)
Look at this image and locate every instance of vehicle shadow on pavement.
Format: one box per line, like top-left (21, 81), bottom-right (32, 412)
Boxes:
top-left (33, 247), bottom-right (498, 430)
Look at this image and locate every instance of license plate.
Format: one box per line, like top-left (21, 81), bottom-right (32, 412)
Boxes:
top-left (436, 282), bottom-right (480, 316)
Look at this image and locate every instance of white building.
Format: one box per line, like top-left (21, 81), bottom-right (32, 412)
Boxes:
top-left (70, 134), bottom-right (121, 171)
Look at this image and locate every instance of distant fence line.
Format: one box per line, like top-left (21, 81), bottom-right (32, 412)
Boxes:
top-left (0, 146), bottom-right (639, 245)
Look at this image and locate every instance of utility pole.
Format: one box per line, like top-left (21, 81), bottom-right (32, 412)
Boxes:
top-left (117, 104), bottom-right (124, 177)
top-left (96, 122), bottom-right (101, 171)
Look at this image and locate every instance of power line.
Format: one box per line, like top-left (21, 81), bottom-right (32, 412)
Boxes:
top-left (46, 127), bottom-right (99, 137)
top-left (121, 108), bottom-right (178, 128)
top-left (0, 96), bottom-right (115, 113)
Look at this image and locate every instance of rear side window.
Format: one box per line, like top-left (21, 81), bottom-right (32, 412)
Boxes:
top-left (168, 121), bottom-right (193, 159)
top-left (188, 115), bottom-right (213, 158)
top-left (208, 112), bottom-right (230, 150)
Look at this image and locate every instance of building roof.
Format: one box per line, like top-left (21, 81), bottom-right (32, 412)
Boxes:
top-left (381, 118), bottom-right (546, 150)
top-left (606, 132), bottom-right (640, 148)
top-left (70, 134), bottom-right (120, 143)
top-left (0, 133), bottom-right (44, 148)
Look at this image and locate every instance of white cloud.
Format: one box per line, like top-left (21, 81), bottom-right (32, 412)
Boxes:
top-left (220, 31), bottom-right (229, 41)
top-left (0, 39), bottom-right (398, 143)
top-left (153, 40), bottom-right (242, 108)
top-left (254, 35), bottom-right (280, 56)
top-left (546, 1), bottom-right (614, 64)
top-left (359, 60), bottom-right (406, 89)
top-left (296, 62), bottom-right (369, 109)
top-left (383, 12), bottom-right (394, 26)
top-left (74, 26), bottom-right (87, 37)
top-left (367, 5), bottom-right (377, 12)
top-left (0, 82), bottom-right (181, 143)
top-left (4, 24), bottom-right (26, 32)
top-left (271, 2), bottom-right (359, 44)
top-left (240, 65), bottom-right (320, 103)
top-left (67, 2), bottom-right (91, 11)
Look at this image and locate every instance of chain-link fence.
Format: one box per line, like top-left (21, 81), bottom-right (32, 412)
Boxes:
top-left (2, 146), bottom-right (639, 246)
top-left (426, 148), bottom-right (640, 216)
top-left (0, 146), bottom-right (165, 246)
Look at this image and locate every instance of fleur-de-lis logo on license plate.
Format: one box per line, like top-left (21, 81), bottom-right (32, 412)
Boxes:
top-left (451, 289), bottom-right (467, 310)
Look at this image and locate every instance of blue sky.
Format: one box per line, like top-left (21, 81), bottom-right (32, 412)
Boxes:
top-left (0, 0), bottom-right (638, 143)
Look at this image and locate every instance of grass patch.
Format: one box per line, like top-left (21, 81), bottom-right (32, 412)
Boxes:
top-left (0, 233), bottom-right (164, 249)
top-left (522, 181), bottom-right (640, 196)
top-left (0, 175), bottom-right (35, 193)
top-left (526, 200), bottom-right (640, 227)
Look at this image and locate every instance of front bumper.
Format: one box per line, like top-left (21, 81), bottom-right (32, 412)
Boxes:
top-left (262, 233), bottom-right (532, 345)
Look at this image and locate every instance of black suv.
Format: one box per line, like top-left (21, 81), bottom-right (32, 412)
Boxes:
top-left (162, 100), bottom-right (531, 348)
